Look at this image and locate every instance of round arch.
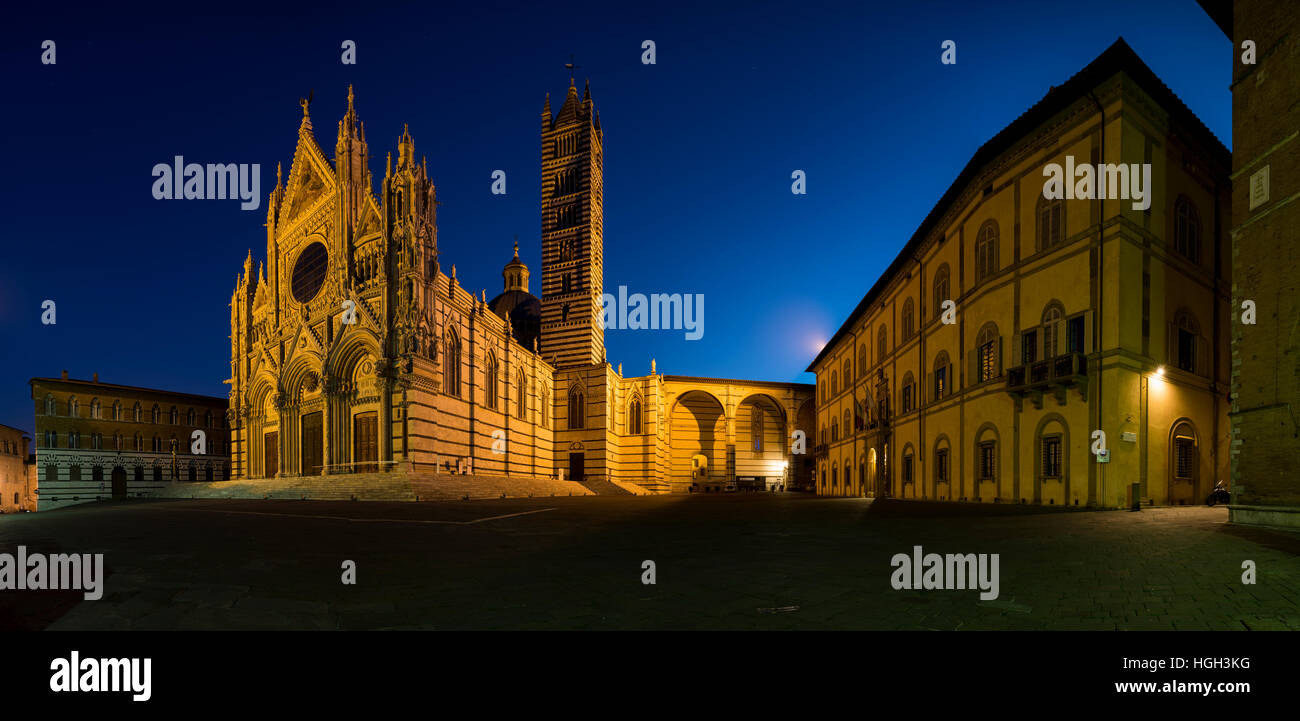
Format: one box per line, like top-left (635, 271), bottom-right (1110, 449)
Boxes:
top-left (668, 390), bottom-right (726, 493)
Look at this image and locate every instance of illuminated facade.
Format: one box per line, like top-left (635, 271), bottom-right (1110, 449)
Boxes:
top-left (0, 423), bottom-right (35, 513)
top-left (808, 40), bottom-right (1231, 507)
top-left (29, 372), bottom-right (231, 511)
top-left (227, 83), bottom-right (812, 494)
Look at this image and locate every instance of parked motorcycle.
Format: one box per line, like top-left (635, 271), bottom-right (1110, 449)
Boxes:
top-left (1206, 480), bottom-right (1230, 506)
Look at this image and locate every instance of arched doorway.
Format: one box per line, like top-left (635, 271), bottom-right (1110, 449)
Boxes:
top-left (111, 466), bottom-right (127, 500)
top-left (1169, 420), bottom-right (1198, 505)
top-left (669, 391), bottom-right (726, 493)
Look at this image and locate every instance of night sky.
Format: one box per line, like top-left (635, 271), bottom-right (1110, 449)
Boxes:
top-left (0, 0), bottom-right (1230, 434)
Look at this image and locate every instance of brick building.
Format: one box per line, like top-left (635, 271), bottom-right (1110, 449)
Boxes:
top-left (0, 423), bottom-right (35, 512)
top-left (30, 372), bottom-right (232, 511)
top-left (1201, 0), bottom-right (1300, 528)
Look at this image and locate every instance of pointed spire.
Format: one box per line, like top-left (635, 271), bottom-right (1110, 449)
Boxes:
top-left (583, 78), bottom-right (590, 102)
top-left (347, 84), bottom-right (355, 113)
top-left (298, 91), bottom-right (313, 133)
top-left (543, 92), bottom-right (551, 115)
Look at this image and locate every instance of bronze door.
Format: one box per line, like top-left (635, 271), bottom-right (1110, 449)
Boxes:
top-left (353, 412), bottom-right (378, 473)
top-left (301, 412), bottom-right (323, 476)
top-left (264, 431), bottom-right (279, 478)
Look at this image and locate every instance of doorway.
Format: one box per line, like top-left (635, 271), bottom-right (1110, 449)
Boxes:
top-left (264, 431), bottom-right (279, 478)
top-left (569, 452), bottom-right (585, 484)
top-left (354, 411), bottom-right (378, 473)
top-left (301, 411), bottom-right (323, 476)
top-left (111, 466), bottom-right (127, 500)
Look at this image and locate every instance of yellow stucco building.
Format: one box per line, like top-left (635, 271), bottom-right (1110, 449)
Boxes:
top-left (808, 39), bottom-right (1231, 507)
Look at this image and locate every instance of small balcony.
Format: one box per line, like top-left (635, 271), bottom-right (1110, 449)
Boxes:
top-left (1006, 352), bottom-right (1088, 407)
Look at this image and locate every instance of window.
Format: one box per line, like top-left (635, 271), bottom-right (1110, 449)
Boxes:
top-left (170, 407), bottom-right (178, 425)
top-left (630, 397), bottom-right (643, 435)
top-left (1022, 329), bottom-right (1038, 365)
top-left (877, 325), bottom-right (888, 363)
top-left (933, 351), bottom-right (950, 400)
top-left (901, 372), bottom-right (915, 413)
top-left (484, 353), bottom-right (499, 410)
top-left (45, 395), bottom-right (56, 416)
top-left (568, 387), bottom-right (585, 429)
top-left (1176, 312), bottom-right (1198, 373)
top-left (976, 221), bottom-right (999, 280)
top-left (112, 401), bottom-right (122, 421)
top-left (843, 359), bottom-right (852, 387)
top-left (1042, 304), bottom-right (1063, 358)
top-left (831, 371), bottom-right (838, 396)
top-left (517, 371), bottom-right (527, 420)
top-left (1174, 196), bottom-right (1201, 263)
top-left (1038, 197), bottom-right (1062, 250)
top-left (751, 411), bottom-right (763, 452)
top-left (842, 409), bottom-right (851, 437)
top-left (902, 450), bottom-right (914, 485)
top-left (1042, 436), bottom-right (1062, 478)
top-left (540, 387), bottom-right (549, 429)
top-left (45, 431), bottom-right (56, 448)
top-left (902, 298), bottom-right (915, 340)
top-left (90, 399), bottom-right (101, 419)
top-left (936, 447), bottom-right (950, 483)
top-left (933, 264), bottom-right (951, 316)
top-left (978, 441), bottom-right (997, 481)
top-left (444, 331), bottom-right (461, 396)
top-left (152, 405), bottom-right (160, 424)
top-left (1174, 435), bottom-right (1195, 479)
top-left (1067, 315), bottom-right (1085, 354)
top-left (858, 345), bottom-right (867, 377)
top-left (977, 325), bottom-right (999, 382)
top-left (68, 397), bottom-right (79, 417)
top-left (152, 436), bottom-right (161, 452)
top-left (69, 431), bottom-right (80, 449)
top-left (133, 403), bottom-right (142, 422)
top-left (187, 409), bottom-right (196, 426)
top-left (831, 418), bottom-right (838, 442)
top-left (205, 410), bottom-right (213, 428)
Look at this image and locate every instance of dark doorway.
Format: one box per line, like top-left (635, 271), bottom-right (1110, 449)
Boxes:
top-left (568, 452), bottom-right (584, 484)
top-left (354, 411), bottom-right (378, 473)
top-left (264, 431), bottom-right (279, 478)
top-left (111, 467), bottom-right (127, 500)
top-left (301, 412), bottom-right (324, 476)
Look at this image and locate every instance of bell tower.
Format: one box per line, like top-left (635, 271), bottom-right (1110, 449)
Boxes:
top-left (539, 78), bottom-right (604, 367)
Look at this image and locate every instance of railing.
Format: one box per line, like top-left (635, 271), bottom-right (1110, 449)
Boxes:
top-left (1006, 352), bottom-right (1087, 396)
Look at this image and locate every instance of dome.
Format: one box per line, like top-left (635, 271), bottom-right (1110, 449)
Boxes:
top-left (489, 290), bottom-right (541, 349)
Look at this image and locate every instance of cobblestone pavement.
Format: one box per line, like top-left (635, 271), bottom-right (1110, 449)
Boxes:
top-left (1, 494), bottom-right (1296, 630)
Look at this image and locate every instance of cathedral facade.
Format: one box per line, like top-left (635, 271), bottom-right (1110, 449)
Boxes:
top-left (228, 83), bottom-right (813, 494)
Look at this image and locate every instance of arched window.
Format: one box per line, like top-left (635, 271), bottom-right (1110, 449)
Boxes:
top-left (629, 397), bottom-right (643, 435)
top-left (934, 438), bottom-right (951, 485)
top-left (169, 407), bottom-right (178, 425)
top-left (516, 371), bottom-right (527, 420)
top-left (858, 344), bottom-right (867, 377)
top-left (933, 263), bottom-right (951, 316)
top-left (443, 330), bottom-right (461, 396)
top-left (133, 403), bottom-right (142, 422)
top-left (902, 446), bottom-right (915, 485)
top-left (68, 396), bottom-right (79, 418)
top-left (902, 298), bottom-right (915, 340)
top-left (1172, 421), bottom-right (1197, 481)
top-left (976, 220), bottom-right (999, 279)
top-left (205, 410), bottom-right (213, 428)
top-left (484, 352), bottom-right (499, 410)
top-left (842, 409), bottom-right (851, 437)
top-left (1174, 196), bottom-right (1201, 263)
top-left (151, 405), bottom-right (160, 424)
top-left (901, 372), bottom-right (915, 413)
top-left (187, 408), bottom-right (196, 426)
top-left (568, 387), bottom-right (585, 429)
top-left (1042, 303), bottom-right (1064, 359)
top-left (831, 464), bottom-right (838, 488)
top-left (842, 359), bottom-right (852, 386)
top-left (112, 401), bottom-right (122, 421)
top-left (90, 398), bottom-right (101, 420)
top-left (750, 407), bottom-right (762, 451)
top-left (1038, 197), bottom-right (1063, 251)
top-left (877, 325), bottom-right (888, 363)
top-left (831, 417), bottom-right (839, 442)
top-left (44, 395), bottom-right (56, 416)
top-left (152, 436), bottom-right (161, 452)
top-left (976, 323), bottom-right (1000, 382)
top-left (134, 434), bottom-right (143, 451)
top-left (830, 371), bottom-right (838, 396)
top-left (844, 461), bottom-right (853, 494)
top-left (540, 387), bottom-right (549, 429)
top-left (977, 433), bottom-right (998, 483)
top-left (933, 350), bottom-right (951, 400)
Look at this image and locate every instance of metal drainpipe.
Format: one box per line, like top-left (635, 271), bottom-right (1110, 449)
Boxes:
top-left (1088, 91), bottom-right (1105, 507)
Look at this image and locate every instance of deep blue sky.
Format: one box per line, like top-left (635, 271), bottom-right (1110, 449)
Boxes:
top-left (0, 0), bottom-right (1229, 434)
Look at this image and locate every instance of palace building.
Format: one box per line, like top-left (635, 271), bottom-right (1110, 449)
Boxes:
top-left (0, 423), bottom-right (35, 513)
top-left (29, 372), bottom-right (232, 511)
top-left (227, 82), bottom-right (813, 495)
top-left (808, 39), bottom-right (1231, 507)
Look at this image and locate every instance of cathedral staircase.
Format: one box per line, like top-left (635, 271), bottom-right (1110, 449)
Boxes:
top-left (146, 470), bottom-right (599, 503)
top-left (577, 477), bottom-right (649, 496)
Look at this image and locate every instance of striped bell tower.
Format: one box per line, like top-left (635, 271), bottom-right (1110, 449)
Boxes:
top-left (539, 78), bottom-right (605, 368)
